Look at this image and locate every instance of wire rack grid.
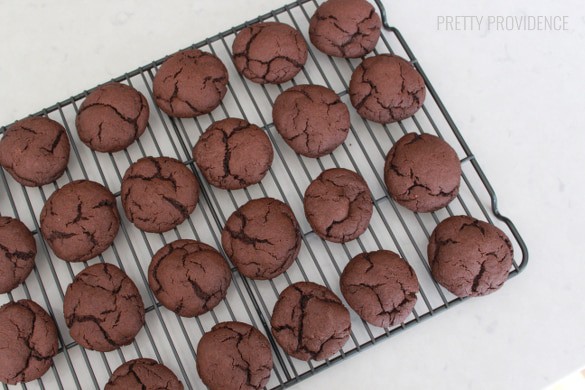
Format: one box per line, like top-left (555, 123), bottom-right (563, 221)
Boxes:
top-left (0, 0), bottom-right (528, 389)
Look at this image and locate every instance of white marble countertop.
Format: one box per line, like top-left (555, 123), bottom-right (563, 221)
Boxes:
top-left (1, 1), bottom-right (584, 389)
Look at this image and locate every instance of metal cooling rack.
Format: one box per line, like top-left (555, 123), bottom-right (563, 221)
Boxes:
top-left (0, 0), bottom-right (528, 389)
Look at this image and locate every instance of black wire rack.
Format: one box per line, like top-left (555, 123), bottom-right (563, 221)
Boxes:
top-left (0, 0), bottom-right (528, 389)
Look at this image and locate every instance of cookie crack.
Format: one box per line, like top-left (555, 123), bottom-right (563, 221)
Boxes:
top-left (39, 129), bottom-right (65, 155)
top-left (162, 195), bottom-right (189, 219)
top-left (125, 157), bottom-right (178, 190)
top-left (6, 302), bottom-right (55, 383)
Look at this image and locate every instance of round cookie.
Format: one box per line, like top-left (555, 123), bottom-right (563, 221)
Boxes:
top-left (63, 263), bottom-right (145, 352)
top-left (153, 49), bottom-right (228, 118)
top-left (105, 358), bottom-right (183, 390)
top-left (428, 216), bottom-right (514, 297)
top-left (193, 118), bottom-right (273, 190)
top-left (304, 168), bottom-right (373, 243)
top-left (0, 117), bottom-right (70, 186)
top-left (196, 321), bottom-right (273, 390)
top-left (121, 156), bottom-right (199, 233)
top-left (76, 82), bottom-right (150, 153)
top-left (232, 22), bottom-right (308, 84)
top-left (0, 300), bottom-right (58, 384)
top-left (384, 133), bottom-right (461, 212)
top-left (340, 250), bottom-right (419, 328)
top-left (272, 84), bottom-right (350, 158)
top-left (40, 180), bottom-right (120, 262)
top-left (221, 198), bottom-right (301, 280)
top-left (0, 217), bottom-right (36, 294)
top-left (349, 54), bottom-right (426, 124)
top-left (148, 239), bottom-right (232, 317)
top-left (271, 281), bottom-right (351, 361)
top-left (309, 0), bottom-right (382, 58)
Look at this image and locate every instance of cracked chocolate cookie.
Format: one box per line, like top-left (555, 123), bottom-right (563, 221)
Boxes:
top-left (40, 180), bottom-right (120, 262)
top-left (349, 54), bottom-right (426, 124)
top-left (193, 118), bottom-right (273, 190)
top-left (309, 0), bottom-right (382, 58)
top-left (232, 22), bottom-right (308, 84)
top-left (221, 198), bottom-right (302, 280)
top-left (0, 117), bottom-right (70, 187)
top-left (0, 300), bottom-right (58, 384)
top-left (272, 84), bottom-right (350, 158)
top-left (148, 239), bottom-right (232, 317)
top-left (105, 358), bottom-right (183, 390)
top-left (75, 82), bottom-right (149, 153)
top-left (271, 281), bottom-right (351, 361)
top-left (304, 168), bottom-right (373, 243)
top-left (428, 216), bottom-right (514, 298)
top-left (153, 49), bottom-right (228, 118)
top-left (121, 156), bottom-right (199, 233)
top-left (63, 263), bottom-right (145, 352)
top-left (0, 217), bottom-right (36, 294)
top-left (340, 250), bottom-right (419, 328)
top-left (384, 133), bottom-right (461, 213)
top-left (196, 321), bottom-right (273, 390)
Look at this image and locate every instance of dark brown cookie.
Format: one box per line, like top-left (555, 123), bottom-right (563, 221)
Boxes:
top-left (272, 84), bottom-right (350, 158)
top-left (121, 157), bottom-right (199, 233)
top-left (75, 82), bottom-right (150, 153)
top-left (0, 217), bottom-right (36, 294)
top-left (40, 180), bottom-right (120, 262)
top-left (271, 282), bottom-right (351, 361)
top-left (304, 168), bottom-right (373, 243)
top-left (428, 216), bottom-right (514, 297)
top-left (193, 118), bottom-right (273, 190)
top-left (309, 0), bottom-right (382, 58)
top-left (63, 263), bottom-right (145, 352)
top-left (0, 300), bottom-right (58, 384)
top-left (105, 358), bottom-right (183, 390)
top-left (221, 198), bottom-right (301, 280)
top-left (196, 321), bottom-right (273, 390)
top-left (153, 49), bottom-right (228, 118)
top-left (384, 133), bottom-right (461, 212)
top-left (340, 250), bottom-right (419, 328)
top-left (349, 54), bottom-right (426, 124)
top-left (0, 117), bottom-right (70, 186)
top-left (148, 239), bottom-right (232, 317)
top-left (232, 22), bottom-right (308, 84)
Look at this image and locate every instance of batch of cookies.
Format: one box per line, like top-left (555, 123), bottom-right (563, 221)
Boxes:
top-left (0, 0), bottom-right (515, 388)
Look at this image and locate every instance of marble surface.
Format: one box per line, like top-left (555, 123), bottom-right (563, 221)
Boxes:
top-left (0, 0), bottom-right (584, 389)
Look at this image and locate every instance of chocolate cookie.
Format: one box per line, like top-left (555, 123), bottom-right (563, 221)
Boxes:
top-left (193, 118), bottom-right (273, 190)
top-left (221, 198), bottom-right (301, 280)
top-left (428, 216), bottom-right (514, 297)
top-left (272, 84), bottom-right (350, 158)
top-left (153, 49), bottom-right (228, 118)
top-left (0, 117), bottom-right (70, 186)
top-left (0, 217), bottom-right (36, 294)
top-left (304, 168), bottom-right (373, 243)
top-left (309, 0), bottom-right (382, 58)
top-left (75, 82), bottom-right (149, 153)
top-left (340, 250), bottom-right (419, 328)
top-left (384, 133), bottom-right (461, 212)
top-left (349, 54), bottom-right (426, 124)
top-left (63, 263), bottom-right (145, 352)
top-left (121, 157), bottom-right (199, 233)
top-left (148, 239), bottom-right (232, 317)
top-left (232, 22), bottom-right (308, 84)
top-left (0, 300), bottom-right (58, 384)
top-left (271, 281), bottom-right (351, 361)
top-left (105, 358), bottom-right (183, 390)
top-left (40, 180), bottom-right (120, 262)
top-left (196, 321), bottom-right (273, 390)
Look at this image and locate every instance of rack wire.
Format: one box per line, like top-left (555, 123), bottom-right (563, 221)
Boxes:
top-left (0, 0), bottom-right (528, 388)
